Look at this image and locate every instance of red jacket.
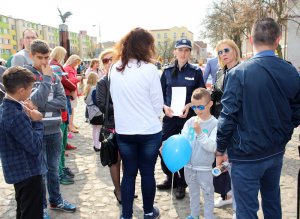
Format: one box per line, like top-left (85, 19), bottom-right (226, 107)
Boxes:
top-left (49, 60), bottom-right (76, 96)
top-left (64, 65), bottom-right (81, 89)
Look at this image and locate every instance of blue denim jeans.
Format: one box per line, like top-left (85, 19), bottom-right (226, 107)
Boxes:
top-left (42, 132), bottom-right (63, 209)
top-left (116, 132), bottom-right (162, 219)
top-left (231, 154), bottom-right (283, 219)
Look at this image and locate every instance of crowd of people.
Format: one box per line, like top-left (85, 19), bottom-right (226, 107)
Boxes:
top-left (0, 17), bottom-right (300, 219)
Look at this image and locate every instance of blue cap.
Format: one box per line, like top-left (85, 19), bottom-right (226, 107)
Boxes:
top-left (175, 39), bottom-right (192, 49)
top-left (50, 65), bottom-right (68, 76)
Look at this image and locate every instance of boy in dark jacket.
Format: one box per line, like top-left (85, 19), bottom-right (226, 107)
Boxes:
top-left (0, 66), bottom-right (45, 219)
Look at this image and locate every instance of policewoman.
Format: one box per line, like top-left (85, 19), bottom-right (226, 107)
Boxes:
top-left (158, 39), bottom-right (205, 199)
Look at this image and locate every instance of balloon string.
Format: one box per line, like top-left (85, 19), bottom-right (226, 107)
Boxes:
top-left (169, 173), bottom-right (174, 216)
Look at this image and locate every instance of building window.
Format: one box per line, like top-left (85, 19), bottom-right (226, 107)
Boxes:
top-left (157, 33), bottom-right (160, 39)
top-left (3, 29), bottom-right (8, 34)
top-left (164, 33), bottom-right (168, 39)
top-left (11, 25), bottom-right (16, 30)
top-left (173, 33), bottom-right (176, 39)
top-left (157, 41), bottom-right (161, 47)
top-left (181, 32), bottom-right (185, 38)
top-left (13, 45), bottom-right (17, 50)
top-left (6, 49), bottom-right (11, 54)
top-left (0, 38), bottom-right (3, 44)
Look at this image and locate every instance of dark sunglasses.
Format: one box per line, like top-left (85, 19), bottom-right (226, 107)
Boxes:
top-left (102, 57), bottom-right (112, 64)
top-left (218, 48), bottom-right (230, 56)
top-left (191, 101), bottom-right (210, 111)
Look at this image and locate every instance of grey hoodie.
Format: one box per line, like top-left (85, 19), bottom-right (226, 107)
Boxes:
top-left (182, 116), bottom-right (218, 171)
top-left (24, 65), bottom-right (66, 135)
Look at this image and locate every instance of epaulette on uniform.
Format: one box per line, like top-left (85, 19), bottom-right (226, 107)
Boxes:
top-left (164, 64), bottom-right (175, 70)
top-left (189, 63), bottom-right (201, 71)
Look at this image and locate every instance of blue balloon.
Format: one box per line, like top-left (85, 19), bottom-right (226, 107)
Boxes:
top-left (162, 134), bottom-right (192, 173)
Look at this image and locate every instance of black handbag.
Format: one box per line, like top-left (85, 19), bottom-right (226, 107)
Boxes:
top-left (99, 73), bottom-right (118, 167)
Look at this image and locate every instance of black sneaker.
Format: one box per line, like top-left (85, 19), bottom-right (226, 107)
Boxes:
top-left (156, 178), bottom-right (177, 190)
top-left (63, 167), bottom-right (75, 178)
top-left (175, 186), bottom-right (186, 199)
top-left (144, 206), bottom-right (160, 219)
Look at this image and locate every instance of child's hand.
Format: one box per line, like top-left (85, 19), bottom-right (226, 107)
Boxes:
top-left (193, 117), bottom-right (201, 135)
top-left (42, 64), bottom-right (53, 77)
top-left (24, 108), bottom-right (43, 121)
top-left (24, 99), bottom-right (38, 110)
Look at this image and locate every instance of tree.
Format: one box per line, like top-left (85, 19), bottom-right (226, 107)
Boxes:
top-left (255, 0), bottom-right (300, 57)
top-left (156, 38), bottom-right (176, 64)
top-left (201, 0), bottom-right (258, 56)
top-left (57, 7), bottom-right (72, 24)
top-left (201, 0), bottom-right (300, 58)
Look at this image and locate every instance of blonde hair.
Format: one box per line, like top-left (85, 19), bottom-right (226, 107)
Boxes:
top-left (83, 72), bottom-right (99, 97)
top-left (65, 54), bottom-right (82, 67)
top-left (99, 48), bottom-right (115, 68)
top-left (50, 46), bottom-right (67, 64)
top-left (215, 39), bottom-right (240, 69)
top-left (192, 88), bottom-right (211, 101)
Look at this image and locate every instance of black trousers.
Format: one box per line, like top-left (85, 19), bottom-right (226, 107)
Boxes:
top-left (14, 175), bottom-right (43, 219)
top-left (160, 116), bottom-right (190, 188)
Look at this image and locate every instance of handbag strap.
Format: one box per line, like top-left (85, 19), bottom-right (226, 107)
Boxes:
top-left (103, 64), bottom-right (114, 126)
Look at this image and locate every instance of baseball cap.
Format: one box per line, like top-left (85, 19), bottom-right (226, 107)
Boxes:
top-left (175, 39), bottom-right (192, 49)
top-left (50, 65), bottom-right (68, 76)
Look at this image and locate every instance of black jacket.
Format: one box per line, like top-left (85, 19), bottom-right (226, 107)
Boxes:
top-left (96, 75), bottom-right (115, 128)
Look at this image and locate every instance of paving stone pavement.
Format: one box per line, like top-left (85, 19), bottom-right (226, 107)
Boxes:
top-left (0, 97), bottom-right (299, 219)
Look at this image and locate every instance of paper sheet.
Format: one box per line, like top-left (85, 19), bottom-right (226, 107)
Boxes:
top-left (171, 87), bottom-right (186, 116)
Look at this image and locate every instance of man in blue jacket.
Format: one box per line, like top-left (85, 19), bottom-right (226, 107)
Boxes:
top-left (203, 57), bottom-right (218, 84)
top-left (216, 17), bottom-right (300, 219)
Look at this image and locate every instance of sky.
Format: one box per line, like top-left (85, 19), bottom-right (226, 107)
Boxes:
top-left (1, 0), bottom-right (213, 50)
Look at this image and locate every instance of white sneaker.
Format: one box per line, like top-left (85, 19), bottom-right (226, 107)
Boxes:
top-left (214, 197), bottom-right (233, 207)
top-left (232, 212), bottom-right (236, 219)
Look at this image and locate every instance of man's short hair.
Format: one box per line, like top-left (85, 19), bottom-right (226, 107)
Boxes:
top-left (251, 17), bottom-right (281, 46)
top-left (2, 66), bottom-right (35, 94)
top-left (192, 88), bottom-right (211, 101)
top-left (22, 28), bottom-right (39, 38)
top-left (30, 39), bottom-right (50, 55)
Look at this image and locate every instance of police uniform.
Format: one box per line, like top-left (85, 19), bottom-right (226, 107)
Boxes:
top-left (158, 39), bottom-right (206, 198)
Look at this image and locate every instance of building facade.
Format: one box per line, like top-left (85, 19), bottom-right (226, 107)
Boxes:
top-left (0, 14), bottom-right (98, 61)
top-left (241, 0), bottom-right (300, 68)
top-left (150, 26), bottom-right (194, 63)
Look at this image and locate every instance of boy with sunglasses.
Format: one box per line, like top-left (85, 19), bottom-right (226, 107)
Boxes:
top-left (182, 88), bottom-right (217, 219)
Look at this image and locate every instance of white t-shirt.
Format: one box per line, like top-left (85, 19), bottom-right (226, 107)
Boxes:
top-left (110, 59), bottom-right (163, 135)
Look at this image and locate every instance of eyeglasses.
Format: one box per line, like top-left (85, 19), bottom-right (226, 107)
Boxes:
top-left (190, 101), bottom-right (210, 111)
top-left (218, 48), bottom-right (230, 56)
top-left (102, 57), bottom-right (112, 64)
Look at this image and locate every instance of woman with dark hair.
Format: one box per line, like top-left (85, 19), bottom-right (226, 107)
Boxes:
top-left (110, 28), bottom-right (164, 219)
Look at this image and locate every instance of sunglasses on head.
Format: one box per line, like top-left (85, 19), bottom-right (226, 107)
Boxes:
top-left (218, 48), bottom-right (230, 56)
top-left (190, 101), bottom-right (210, 111)
top-left (102, 57), bottom-right (112, 64)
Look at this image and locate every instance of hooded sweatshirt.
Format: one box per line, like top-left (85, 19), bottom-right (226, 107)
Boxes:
top-left (24, 65), bottom-right (66, 135)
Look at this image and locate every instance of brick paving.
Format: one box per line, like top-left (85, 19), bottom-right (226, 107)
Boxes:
top-left (0, 97), bottom-right (299, 219)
